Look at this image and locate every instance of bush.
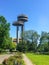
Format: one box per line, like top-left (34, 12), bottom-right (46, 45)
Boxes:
top-left (40, 52), bottom-right (49, 55)
top-left (16, 41), bottom-right (27, 52)
top-left (3, 52), bottom-right (25, 65)
top-left (35, 52), bottom-right (49, 55)
top-left (9, 42), bottom-right (16, 52)
top-left (16, 41), bottom-right (37, 52)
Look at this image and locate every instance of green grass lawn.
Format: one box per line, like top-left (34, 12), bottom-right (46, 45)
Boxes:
top-left (26, 53), bottom-right (49, 65)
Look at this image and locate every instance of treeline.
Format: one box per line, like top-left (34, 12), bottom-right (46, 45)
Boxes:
top-left (17, 30), bottom-right (49, 54)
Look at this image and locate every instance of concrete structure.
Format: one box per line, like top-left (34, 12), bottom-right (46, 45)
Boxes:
top-left (12, 14), bottom-right (28, 44)
top-left (13, 21), bottom-right (24, 43)
top-left (12, 38), bottom-right (22, 43)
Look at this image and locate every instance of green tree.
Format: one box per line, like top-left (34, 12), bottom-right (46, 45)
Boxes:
top-left (39, 32), bottom-right (49, 52)
top-left (22, 30), bottom-right (39, 52)
top-left (0, 16), bottom-right (10, 50)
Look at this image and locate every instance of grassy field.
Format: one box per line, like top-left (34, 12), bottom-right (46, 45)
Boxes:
top-left (26, 53), bottom-right (49, 65)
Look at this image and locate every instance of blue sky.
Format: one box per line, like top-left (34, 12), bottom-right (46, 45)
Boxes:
top-left (0, 0), bottom-right (49, 38)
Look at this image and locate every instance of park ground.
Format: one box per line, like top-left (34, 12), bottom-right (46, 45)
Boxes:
top-left (26, 53), bottom-right (49, 65)
top-left (0, 52), bottom-right (49, 65)
top-left (0, 53), bottom-right (33, 65)
top-left (0, 54), bottom-right (14, 64)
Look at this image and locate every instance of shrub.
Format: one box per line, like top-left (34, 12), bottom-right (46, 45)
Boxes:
top-left (16, 41), bottom-right (27, 52)
top-left (2, 52), bottom-right (25, 65)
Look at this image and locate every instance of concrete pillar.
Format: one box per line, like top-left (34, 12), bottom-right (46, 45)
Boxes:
top-left (21, 25), bottom-right (24, 44)
top-left (17, 26), bottom-right (19, 44)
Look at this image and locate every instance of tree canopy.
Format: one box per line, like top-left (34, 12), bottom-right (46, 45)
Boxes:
top-left (0, 16), bottom-right (10, 49)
